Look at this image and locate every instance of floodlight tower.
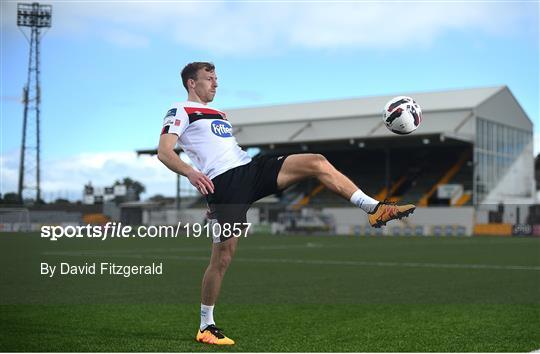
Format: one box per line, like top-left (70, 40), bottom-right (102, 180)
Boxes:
top-left (16, 2), bottom-right (52, 203)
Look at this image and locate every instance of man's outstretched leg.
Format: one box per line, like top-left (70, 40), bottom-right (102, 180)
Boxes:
top-left (277, 154), bottom-right (415, 227)
top-left (196, 236), bottom-right (238, 345)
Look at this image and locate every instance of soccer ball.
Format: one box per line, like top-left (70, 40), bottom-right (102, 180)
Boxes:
top-left (383, 96), bottom-right (422, 135)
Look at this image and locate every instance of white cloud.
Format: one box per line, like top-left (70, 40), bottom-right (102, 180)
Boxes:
top-left (103, 28), bottom-right (150, 48)
top-left (0, 150), bottom-right (195, 201)
top-left (2, 2), bottom-right (535, 55)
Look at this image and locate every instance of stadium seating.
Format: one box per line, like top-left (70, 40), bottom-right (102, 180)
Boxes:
top-left (281, 146), bottom-right (473, 208)
top-left (184, 146), bottom-right (474, 209)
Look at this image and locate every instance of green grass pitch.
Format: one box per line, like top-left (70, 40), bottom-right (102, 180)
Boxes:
top-left (0, 232), bottom-right (539, 352)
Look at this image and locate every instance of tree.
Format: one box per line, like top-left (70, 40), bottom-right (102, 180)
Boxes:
top-left (53, 198), bottom-right (71, 205)
top-left (149, 194), bottom-right (166, 202)
top-left (2, 193), bottom-right (21, 205)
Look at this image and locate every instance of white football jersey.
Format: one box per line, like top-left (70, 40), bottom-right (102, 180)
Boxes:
top-left (161, 101), bottom-right (252, 179)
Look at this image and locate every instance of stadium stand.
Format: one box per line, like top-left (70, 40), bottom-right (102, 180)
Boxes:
top-left (134, 86), bottom-right (534, 236)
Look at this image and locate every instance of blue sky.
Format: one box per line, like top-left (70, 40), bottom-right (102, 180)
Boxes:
top-left (1, 1), bottom-right (538, 200)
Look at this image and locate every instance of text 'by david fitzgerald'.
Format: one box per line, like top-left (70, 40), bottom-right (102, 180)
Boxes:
top-left (40, 262), bottom-right (163, 278)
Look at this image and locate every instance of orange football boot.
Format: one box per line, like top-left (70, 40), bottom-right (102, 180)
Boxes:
top-left (368, 201), bottom-right (416, 228)
top-left (195, 325), bottom-right (235, 345)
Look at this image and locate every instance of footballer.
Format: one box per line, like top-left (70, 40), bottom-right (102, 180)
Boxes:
top-left (157, 62), bottom-right (415, 345)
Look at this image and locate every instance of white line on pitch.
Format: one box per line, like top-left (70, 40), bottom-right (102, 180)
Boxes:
top-left (42, 252), bottom-right (540, 271)
top-left (41, 242), bottom-right (341, 256)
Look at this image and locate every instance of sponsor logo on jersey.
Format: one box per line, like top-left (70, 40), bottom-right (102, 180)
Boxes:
top-left (211, 120), bottom-right (233, 137)
top-left (164, 108), bottom-right (177, 118)
top-left (164, 118), bottom-right (174, 126)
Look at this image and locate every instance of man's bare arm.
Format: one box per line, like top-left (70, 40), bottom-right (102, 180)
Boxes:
top-left (157, 134), bottom-right (214, 195)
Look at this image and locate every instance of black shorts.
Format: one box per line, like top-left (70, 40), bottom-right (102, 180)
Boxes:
top-left (205, 155), bottom-right (288, 243)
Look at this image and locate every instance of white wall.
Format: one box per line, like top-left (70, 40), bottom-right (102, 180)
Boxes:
top-left (475, 204), bottom-right (531, 224)
top-left (483, 141), bottom-right (536, 205)
top-left (322, 206), bottom-right (474, 235)
top-left (143, 207), bottom-right (260, 226)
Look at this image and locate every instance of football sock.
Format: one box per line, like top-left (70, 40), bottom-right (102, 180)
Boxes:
top-left (350, 189), bottom-right (379, 213)
top-left (200, 304), bottom-right (215, 330)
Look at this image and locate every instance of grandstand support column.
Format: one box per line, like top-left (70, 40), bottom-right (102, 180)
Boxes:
top-left (385, 148), bottom-right (391, 200)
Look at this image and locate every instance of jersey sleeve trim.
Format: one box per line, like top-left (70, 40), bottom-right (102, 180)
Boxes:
top-left (161, 125), bottom-right (179, 136)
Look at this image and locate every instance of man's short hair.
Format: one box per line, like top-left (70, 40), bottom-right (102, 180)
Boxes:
top-left (181, 62), bottom-right (215, 91)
